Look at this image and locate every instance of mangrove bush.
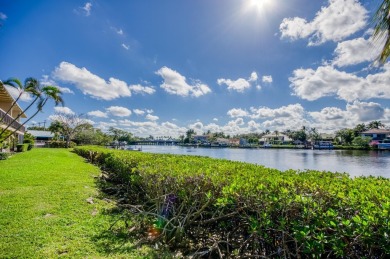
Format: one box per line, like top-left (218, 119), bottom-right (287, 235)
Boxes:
top-left (74, 146), bottom-right (390, 258)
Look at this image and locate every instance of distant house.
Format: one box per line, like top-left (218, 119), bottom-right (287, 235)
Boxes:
top-left (319, 133), bottom-right (335, 141)
top-left (361, 129), bottom-right (390, 141)
top-left (214, 138), bottom-right (230, 146)
top-left (27, 130), bottom-right (55, 147)
top-left (193, 135), bottom-right (209, 143)
top-left (228, 138), bottom-right (240, 146)
top-left (260, 134), bottom-right (292, 145)
top-left (0, 86), bottom-right (27, 150)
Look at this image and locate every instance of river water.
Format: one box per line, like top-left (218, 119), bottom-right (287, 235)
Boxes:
top-left (137, 145), bottom-right (390, 178)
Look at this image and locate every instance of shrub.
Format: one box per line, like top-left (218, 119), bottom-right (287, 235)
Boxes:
top-left (46, 141), bottom-right (76, 148)
top-left (74, 146), bottom-right (390, 258)
top-left (0, 152), bottom-right (9, 160)
top-left (16, 144), bottom-right (29, 152)
top-left (23, 139), bottom-right (35, 150)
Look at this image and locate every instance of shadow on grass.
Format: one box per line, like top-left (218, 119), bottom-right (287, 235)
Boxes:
top-left (89, 174), bottom-right (174, 258)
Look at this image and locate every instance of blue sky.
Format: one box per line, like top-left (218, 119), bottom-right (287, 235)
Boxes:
top-left (1, 0), bottom-right (389, 137)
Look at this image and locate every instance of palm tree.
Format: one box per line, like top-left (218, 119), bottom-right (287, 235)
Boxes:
top-left (0, 77), bottom-right (41, 124)
top-left (373, 0), bottom-right (390, 63)
top-left (1, 85), bottom-right (64, 140)
top-left (367, 120), bottom-right (385, 129)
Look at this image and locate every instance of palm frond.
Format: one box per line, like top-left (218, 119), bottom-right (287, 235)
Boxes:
top-left (373, 0), bottom-right (390, 63)
top-left (3, 77), bottom-right (23, 89)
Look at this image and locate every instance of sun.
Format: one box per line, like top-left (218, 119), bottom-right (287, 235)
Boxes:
top-left (249, 0), bottom-right (271, 11)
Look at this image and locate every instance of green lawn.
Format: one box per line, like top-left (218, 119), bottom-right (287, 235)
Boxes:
top-left (0, 148), bottom-right (161, 258)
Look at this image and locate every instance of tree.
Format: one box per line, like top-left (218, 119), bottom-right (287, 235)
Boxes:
top-left (373, 0), bottom-right (390, 63)
top-left (367, 120), bottom-right (385, 129)
top-left (0, 79), bottom-right (64, 141)
top-left (336, 128), bottom-right (355, 145)
top-left (108, 127), bottom-right (134, 143)
top-left (352, 136), bottom-right (371, 148)
top-left (49, 113), bottom-right (90, 148)
top-left (291, 129), bottom-right (307, 143)
top-left (185, 129), bottom-right (195, 143)
top-left (309, 128), bottom-right (321, 142)
top-left (74, 125), bottom-right (112, 145)
top-left (353, 123), bottom-right (367, 137)
top-left (0, 78), bottom-right (40, 125)
top-left (48, 120), bottom-right (64, 140)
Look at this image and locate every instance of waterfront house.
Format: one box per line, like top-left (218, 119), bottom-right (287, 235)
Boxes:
top-left (0, 86), bottom-right (26, 151)
top-left (193, 135), bottom-right (209, 143)
top-left (260, 134), bottom-right (292, 145)
top-left (360, 129), bottom-right (390, 141)
top-left (318, 133), bottom-right (335, 142)
top-left (27, 130), bottom-right (55, 147)
top-left (213, 138), bottom-right (230, 147)
top-left (228, 138), bottom-right (240, 147)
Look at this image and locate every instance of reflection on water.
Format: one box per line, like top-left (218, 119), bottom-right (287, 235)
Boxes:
top-left (140, 146), bottom-right (390, 178)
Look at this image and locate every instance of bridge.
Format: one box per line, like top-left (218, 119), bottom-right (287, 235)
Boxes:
top-left (128, 140), bottom-right (180, 146)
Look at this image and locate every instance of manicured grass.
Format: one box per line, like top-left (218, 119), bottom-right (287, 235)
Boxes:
top-left (0, 148), bottom-right (163, 258)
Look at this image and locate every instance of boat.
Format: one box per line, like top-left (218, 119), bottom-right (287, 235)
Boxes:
top-left (312, 141), bottom-right (334, 149)
top-left (378, 139), bottom-right (390, 150)
top-left (126, 146), bottom-right (142, 151)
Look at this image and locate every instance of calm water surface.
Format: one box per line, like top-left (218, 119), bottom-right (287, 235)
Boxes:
top-left (138, 145), bottom-right (390, 178)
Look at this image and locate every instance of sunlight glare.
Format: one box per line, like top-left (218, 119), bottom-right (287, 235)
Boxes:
top-left (249, 0), bottom-right (271, 12)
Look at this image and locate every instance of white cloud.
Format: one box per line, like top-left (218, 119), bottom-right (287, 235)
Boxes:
top-left (53, 61), bottom-right (131, 100)
top-left (129, 84), bottom-right (156, 95)
top-left (250, 103), bottom-right (305, 119)
top-left (146, 114), bottom-right (159, 121)
top-left (280, 0), bottom-right (368, 46)
top-left (249, 72), bottom-right (258, 82)
top-left (121, 44), bottom-right (129, 50)
top-left (57, 86), bottom-right (75, 94)
top-left (133, 109), bottom-right (145, 116)
top-left (213, 118), bottom-right (218, 122)
top-left (82, 2), bottom-right (92, 16)
top-left (41, 75), bottom-right (74, 94)
top-left (225, 104), bottom-right (310, 132)
top-left (189, 122), bottom-right (204, 132)
top-left (248, 120), bottom-right (261, 131)
top-left (227, 108), bottom-right (248, 118)
top-left (106, 106), bottom-right (132, 117)
top-left (347, 101), bottom-right (385, 121)
top-left (4, 86), bottom-right (32, 102)
top-left (289, 64), bottom-right (390, 102)
top-left (54, 106), bottom-right (75, 115)
top-left (228, 118), bottom-right (245, 126)
top-left (146, 109), bottom-right (154, 113)
top-left (217, 78), bottom-right (251, 92)
top-left (110, 26), bottom-right (124, 35)
top-left (0, 12), bottom-right (7, 20)
top-left (262, 75), bottom-right (273, 84)
top-left (217, 71), bottom-right (258, 92)
top-left (309, 101), bottom-right (387, 131)
top-left (156, 66), bottom-right (211, 97)
top-left (332, 36), bottom-right (381, 67)
top-left (161, 122), bottom-right (179, 130)
top-left (87, 110), bottom-right (108, 118)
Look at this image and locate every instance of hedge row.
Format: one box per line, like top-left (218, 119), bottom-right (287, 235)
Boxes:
top-left (74, 146), bottom-right (390, 258)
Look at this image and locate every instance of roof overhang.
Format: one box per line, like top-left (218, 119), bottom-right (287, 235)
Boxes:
top-left (0, 84), bottom-right (27, 118)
